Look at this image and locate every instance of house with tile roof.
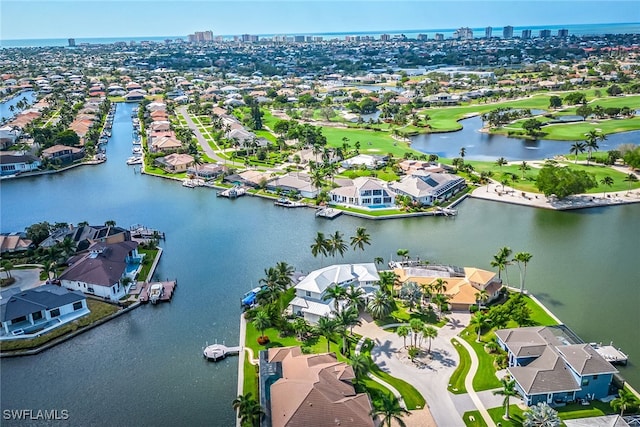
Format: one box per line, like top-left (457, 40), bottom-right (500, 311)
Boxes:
top-left (59, 241), bottom-right (140, 301)
top-left (329, 177), bottom-right (395, 208)
top-left (289, 263), bottom-right (379, 324)
top-left (259, 346), bottom-right (374, 427)
top-left (496, 326), bottom-right (618, 406)
top-left (0, 233), bottom-right (33, 253)
top-left (0, 285), bottom-right (88, 337)
top-left (154, 153), bottom-right (194, 173)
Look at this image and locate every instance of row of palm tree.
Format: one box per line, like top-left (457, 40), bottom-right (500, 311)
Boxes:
top-left (396, 319), bottom-right (438, 355)
top-left (310, 227), bottom-right (371, 265)
top-left (491, 246), bottom-right (533, 293)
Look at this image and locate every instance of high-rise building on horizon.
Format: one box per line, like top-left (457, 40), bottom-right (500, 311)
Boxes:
top-left (558, 28), bottom-right (569, 37)
top-left (485, 27), bottom-right (492, 39)
top-left (521, 29), bottom-right (532, 39)
top-left (380, 34), bottom-right (391, 42)
top-left (434, 33), bottom-right (444, 41)
top-left (453, 27), bottom-right (473, 40)
top-left (417, 33), bottom-right (428, 41)
top-left (503, 25), bottom-right (514, 39)
top-left (188, 30), bottom-right (213, 43)
top-left (68, 38), bottom-right (75, 47)
top-left (539, 29), bottom-right (551, 38)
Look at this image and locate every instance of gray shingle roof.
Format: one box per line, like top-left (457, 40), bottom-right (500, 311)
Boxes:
top-left (0, 284), bottom-right (85, 322)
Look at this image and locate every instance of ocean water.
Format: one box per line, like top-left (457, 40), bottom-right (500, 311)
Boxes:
top-left (1, 22), bottom-right (639, 48)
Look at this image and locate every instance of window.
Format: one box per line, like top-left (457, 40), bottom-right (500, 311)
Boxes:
top-left (73, 301), bottom-right (83, 311)
top-left (581, 378), bottom-right (589, 386)
top-left (362, 198), bottom-right (371, 204)
top-left (32, 311), bottom-right (43, 321)
top-left (305, 291), bottom-right (311, 297)
top-left (50, 308), bottom-right (60, 318)
top-left (373, 197), bottom-right (382, 204)
top-left (372, 189), bottom-right (382, 196)
top-left (362, 190), bottom-right (372, 196)
top-left (12, 315), bottom-right (27, 323)
top-left (87, 287), bottom-right (94, 293)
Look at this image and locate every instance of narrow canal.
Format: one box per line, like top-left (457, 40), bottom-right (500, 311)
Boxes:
top-left (0, 102), bottom-right (638, 426)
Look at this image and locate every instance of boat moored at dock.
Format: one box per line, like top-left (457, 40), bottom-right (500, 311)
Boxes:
top-left (203, 343), bottom-right (241, 362)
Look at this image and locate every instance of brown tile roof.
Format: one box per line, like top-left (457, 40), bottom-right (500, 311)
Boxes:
top-left (59, 241), bottom-right (138, 287)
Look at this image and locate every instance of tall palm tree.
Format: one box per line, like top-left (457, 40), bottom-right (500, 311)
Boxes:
top-left (475, 289), bottom-right (489, 310)
top-left (569, 141), bottom-right (586, 164)
top-left (459, 147), bottom-right (466, 159)
top-left (350, 227), bottom-right (371, 252)
top-left (523, 402), bottom-right (561, 427)
top-left (252, 310), bottom-right (271, 341)
top-left (292, 317), bottom-right (310, 341)
top-left (315, 316), bottom-right (338, 353)
top-left (232, 393), bottom-right (264, 427)
top-left (323, 284), bottom-right (347, 314)
top-left (493, 376), bottom-right (518, 420)
top-left (310, 232), bottom-right (330, 265)
top-left (396, 325), bottom-right (410, 348)
top-left (584, 130), bottom-right (605, 166)
top-left (334, 307), bottom-right (361, 354)
top-left (513, 252), bottom-right (533, 294)
top-left (519, 161), bottom-right (530, 180)
top-left (491, 246), bottom-right (512, 283)
top-left (432, 278), bottom-right (448, 295)
top-left (624, 173), bottom-right (638, 193)
top-left (470, 311), bottom-right (492, 342)
top-left (366, 290), bottom-right (394, 320)
top-left (600, 176), bottom-right (614, 197)
top-left (328, 230), bottom-right (348, 258)
top-left (495, 157), bottom-right (508, 171)
top-left (377, 271), bottom-right (398, 296)
top-left (610, 388), bottom-right (635, 417)
top-left (1, 260), bottom-right (13, 279)
top-left (349, 353), bottom-right (371, 387)
top-left (345, 284), bottom-right (366, 312)
top-left (371, 393), bottom-right (410, 427)
top-left (422, 325), bottom-right (438, 353)
top-left (274, 261), bottom-right (294, 290)
top-left (396, 248), bottom-right (410, 261)
top-left (374, 256), bottom-right (384, 266)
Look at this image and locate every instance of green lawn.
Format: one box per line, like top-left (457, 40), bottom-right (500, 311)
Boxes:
top-left (243, 358), bottom-right (259, 398)
top-left (448, 338), bottom-right (471, 394)
top-left (520, 294), bottom-right (561, 326)
top-left (137, 248), bottom-right (159, 281)
top-left (462, 409), bottom-right (488, 427)
top-left (460, 330), bottom-right (503, 391)
top-left (376, 301), bottom-right (444, 327)
top-left (541, 117), bottom-right (640, 140)
top-left (321, 126), bottom-right (417, 157)
top-left (487, 405), bottom-right (525, 426)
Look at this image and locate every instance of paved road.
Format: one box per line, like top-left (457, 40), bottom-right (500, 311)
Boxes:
top-left (1, 267), bottom-right (44, 292)
top-left (354, 313), bottom-right (471, 427)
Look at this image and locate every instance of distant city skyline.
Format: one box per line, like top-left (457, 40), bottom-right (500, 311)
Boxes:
top-left (1, 0), bottom-right (639, 40)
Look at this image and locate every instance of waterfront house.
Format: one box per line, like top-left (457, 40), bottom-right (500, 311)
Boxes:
top-left (329, 177), bottom-right (396, 209)
top-left (341, 154), bottom-right (387, 169)
top-left (495, 326), bottom-right (618, 406)
top-left (0, 285), bottom-right (89, 337)
top-left (289, 263), bottom-right (379, 324)
top-left (266, 172), bottom-right (319, 198)
top-left (187, 163), bottom-right (226, 179)
top-left (40, 224), bottom-right (132, 252)
top-left (150, 135), bottom-right (182, 153)
top-left (394, 265), bottom-right (502, 311)
top-left (0, 152), bottom-right (41, 176)
top-left (154, 153), bottom-right (194, 173)
top-left (59, 241), bottom-right (140, 302)
top-left (124, 90), bottom-right (145, 102)
top-left (389, 171), bottom-right (466, 206)
top-left (41, 144), bottom-right (84, 163)
top-left (259, 346), bottom-right (374, 427)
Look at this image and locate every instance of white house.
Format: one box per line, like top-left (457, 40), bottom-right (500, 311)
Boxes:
top-left (0, 285), bottom-right (89, 338)
top-left (289, 263), bottom-right (379, 324)
top-left (341, 154), bottom-right (387, 169)
top-left (59, 241), bottom-right (140, 301)
top-left (389, 171), bottom-right (466, 205)
top-left (329, 177), bottom-right (395, 208)
top-left (0, 152), bottom-right (41, 176)
top-left (0, 126), bottom-right (22, 149)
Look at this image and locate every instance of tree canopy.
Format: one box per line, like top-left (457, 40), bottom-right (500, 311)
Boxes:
top-left (535, 163), bottom-right (597, 199)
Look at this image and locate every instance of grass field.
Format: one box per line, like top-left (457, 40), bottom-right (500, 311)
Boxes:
top-left (448, 338), bottom-right (471, 394)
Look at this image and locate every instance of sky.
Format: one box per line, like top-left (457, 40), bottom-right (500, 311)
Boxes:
top-left (1, 0), bottom-right (639, 40)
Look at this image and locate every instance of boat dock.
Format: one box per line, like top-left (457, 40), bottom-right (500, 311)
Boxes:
top-left (217, 186), bottom-right (246, 198)
top-left (130, 224), bottom-right (165, 240)
top-left (591, 342), bottom-right (629, 365)
top-left (203, 343), bottom-right (242, 361)
top-left (133, 280), bottom-right (177, 304)
top-left (315, 207), bottom-right (343, 219)
top-left (434, 207), bottom-right (458, 216)
top-left (274, 199), bottom-right (306, 208)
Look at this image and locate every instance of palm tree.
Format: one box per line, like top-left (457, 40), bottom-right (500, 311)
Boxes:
top-left (328, 230), bottom-right (348, 258)
top-left (345, 284), bottom-right (366, 312)
top-left (513, 252), bottom-right (533, 294)
top-left (374, 256), bottom-right (384, 267)
top-left (334, 307), bottom-right (361, 354)
top-left (349, 353), bottom-right (371, 386)
top-left (610, 388), bottom-right (635, 417)
top-left (470, 311), bottom-right (492, 342)
top-left (371, 393), bottom-right (410, 427)
top-left (350, 227), bottom-right (371, 252)
top-left (491, 246), bottom-right (512, 283)
top-left (493, 376), bottom-right (518, 420)
top-left (569, 141), bottom-right (586, 164)
top-left (274, 261), bottom-right (294, 290)
top-left (624, 173), bottom-right (638, 193)
top-left (292, 317), bottom-right (310, 341)
top-left (232, 392), bottom-right (264, 427)
top-left (323, 284), bottom-right (347, 313)
top-left (431, 293), bottom-right (450, 319)
top-left (315, 316), bottom-right (338, 353)
top-left (1, 260), bottom-right (13, 279)
top-left (366, 290), bottom-right (394, 320)
top-left (191, 151), bottom-right (203, 180)
top-left (396, 325), bottom-right (410, 348)
top-left (396, 248), bottom-right (410, 261)
top-left (310, 232), bottom-right (330, 265)
top-left (399, 281), bottom-right (421, 312)
top-left (104, 219), bottom-right (116, 227)
top-left (599, 176), bottom-right (614, 197)
top-left (432, 278), bottom-right (447, 295)
top-left (584, 130), bottom-right (605, 166)
top-left (459, 146), bottom-right (466, 159)
top-left (495, 157), bottom-right (508, 171)
top-left (475, 289), bottom-right (489, 310)
top-left (422, 325), bottom-right (438, 353)
top-left (377, 271), bottom-right (398, 296)
top-left (252, 310), bottom-right (271, 342)
top-left (523, 402), bottom-right (561, 427)
top-left (519, 161), bottom-right (530, 180)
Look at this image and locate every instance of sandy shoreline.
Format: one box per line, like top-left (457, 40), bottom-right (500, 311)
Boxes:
top-left (470, 183), bottom-right (640, 210)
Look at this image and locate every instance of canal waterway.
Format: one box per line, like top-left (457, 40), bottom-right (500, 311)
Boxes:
top-left (410, 115), bottom-right (640, 161)
top-left (0, 90), bottom-right (36, 122)
top-left (1, 102), bottom-right (638, 426)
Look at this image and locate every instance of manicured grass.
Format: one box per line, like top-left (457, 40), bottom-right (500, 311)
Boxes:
top-left (339, 167), bottom-right (399, 182)
top-left (541, 116), bottom-right (640, 140)
top-left (369, 364), bottom-right (426, 410)
top-left (243, 359), bottom-right (259, 397)
top-left (448, 338), bottom-right (471, 394)
top-left (137, 248), bottom-right (159, 281)
top-left (460, 329), bottom-right (502, 392)
top-left (0, 299), bottom-right (120, 352)
top-left (377, 301), bottom-right (444, 327)
top-left (462, 410), bottom-right (488, 427)
top-left (321, 126), bottom-right (417, 157)
top-left (519, 294), bottom-right (560, 326)
top-left (487, 405), bottom-right (525, 426)
top-left (334, 205), bottom-right (407, 217)
top-left (255, 129), bottom-right (277, 143)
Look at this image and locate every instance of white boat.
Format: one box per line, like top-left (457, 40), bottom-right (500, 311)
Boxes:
top-left (132, 146), bottom-right (142, 154)
top-left (148, 283), bottom-right (163, 304)
top-left (126, 156), bottom-right (142, 165)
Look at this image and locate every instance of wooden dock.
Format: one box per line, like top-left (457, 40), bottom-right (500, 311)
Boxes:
top-left (134, 280), bottom-right (177, 304)
top-left (203, 343), bottom-right (242, 361)
top-left (315, 207), bottom-right (343, 219)
top-left (591, 342), bottom-right (629, 365)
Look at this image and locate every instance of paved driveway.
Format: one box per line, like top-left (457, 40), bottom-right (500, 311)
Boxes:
top-left (2, 267), bottom-right (44, 292)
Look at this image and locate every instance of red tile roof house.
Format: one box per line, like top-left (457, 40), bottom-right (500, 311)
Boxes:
top-left (154, 153), bottom-right (194, 173)
top-left (59, 241), bottom-right (141, 302)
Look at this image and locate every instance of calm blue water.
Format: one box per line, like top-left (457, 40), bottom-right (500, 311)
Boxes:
top-left (410, 115), bottom-right (640, 161)
top-left (0, 90), bottom-right (36, 122)
top-left (0, 102), bottom-right (639, 426)
top-left (2, 22), bottom-right (639, 48)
